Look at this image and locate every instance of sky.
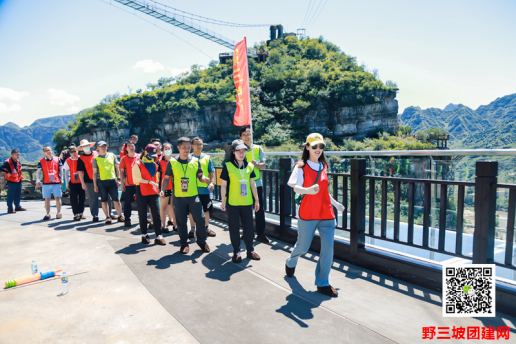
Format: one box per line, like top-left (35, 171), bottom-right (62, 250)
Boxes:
top-left (0, 0), bottom-right (515, 127)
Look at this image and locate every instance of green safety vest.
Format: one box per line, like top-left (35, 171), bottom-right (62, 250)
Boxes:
top-left (95, 153), bottom-right (117, 180)
top-left (170, 157), bottom-right (200, 197)
top-left (245, 146), bottom-right (261, 181)
top-left (225, 161), bottom-right (254, 206)
top-left (192, 154), bottom-right (211, 188)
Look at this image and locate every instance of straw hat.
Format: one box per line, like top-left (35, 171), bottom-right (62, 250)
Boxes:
top-left (77, 139), bottom-right (96, 151)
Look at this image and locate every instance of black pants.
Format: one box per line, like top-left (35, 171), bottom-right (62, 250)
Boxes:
top-left (227, 204), bottom-right (254, 254)
top-left (69, 182), bottom-right (85, 215)
top-left (173, 195), bottom-right (206, 246)
top-left (123, 185), bottom-right (136, 220)
top-left (253, 186), bottom-right (265, 236)
top-left (136, 187), bottom-right (162, 236)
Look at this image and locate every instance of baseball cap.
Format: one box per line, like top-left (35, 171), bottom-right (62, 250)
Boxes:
top-left (97, 141), bottom-right (107, 146)
top-left (145, 144), bottom-right (158, 158)
top-left (305, 133), bottom-right (325, 146)
top-left (232, 139), bottom-right (247, 151)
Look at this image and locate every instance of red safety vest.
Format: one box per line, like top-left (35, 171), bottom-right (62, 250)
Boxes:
top-left (120, 143), bottom-right (127, 160)
top-left (159, 158), bottom-right (172, 190)
top-left (298, 163), bottom-right (335, 221)
top-left (120, 155), bottom-right (139, 186)
top-left (79, 152), bottom-right (98, 180)
top-left (40, 157), bottom-right (61, 184)
top-left (66, 158), bottom-right (81, 184)
top-left (5, 158), bottom-right (22, 183)
top-left (137, 161), bottom-right (159, 196)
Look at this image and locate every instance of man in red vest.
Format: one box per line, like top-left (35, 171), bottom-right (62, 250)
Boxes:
top-left (63, 144), bottom-right (85, 221)
top-left (0, 149), bottom-right (26, 213)
top-left (36, 145), bottom-right (64, 220)
top-left (120, 135), bottom-right (138, 160)
top-left (119, 140), bottom-right (140, 227)
top-left (77, 139), bottom-right (100, 222)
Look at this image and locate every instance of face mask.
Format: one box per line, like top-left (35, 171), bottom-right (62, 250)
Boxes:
top-left (83, 146), bottom-right (91, 153)
top-left (164, 150), bottom-right (172, 156)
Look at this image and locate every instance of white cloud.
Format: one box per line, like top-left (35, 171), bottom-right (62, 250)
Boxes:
top-left (0, 87), bottom-right (29, 101)
top-left (133, 60), bottom-right (165, 73)
top-left (48, 89), bottom-right (80, 106)
top-left (67, 106), bottom-right (80, 113)
top-left (0, 103), bottom-right (21, 113)
top-left (168, 67), bottom-right (190, 77)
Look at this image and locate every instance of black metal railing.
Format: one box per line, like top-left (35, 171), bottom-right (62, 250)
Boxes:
top-left (213, 159), bottom-right (515, 272)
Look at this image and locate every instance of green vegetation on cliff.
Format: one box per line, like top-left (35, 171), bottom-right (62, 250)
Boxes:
top-left (55, 36), bottom-right (399, 151)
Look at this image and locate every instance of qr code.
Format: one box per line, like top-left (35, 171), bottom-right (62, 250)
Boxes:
top-left (443, 264), bottom-right (496, 317)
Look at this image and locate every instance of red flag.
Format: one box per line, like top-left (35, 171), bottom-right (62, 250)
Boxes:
top-left (233, 38), bottom-right (251, 126)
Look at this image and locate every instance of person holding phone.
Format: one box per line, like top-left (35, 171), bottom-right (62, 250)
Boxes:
top-left (285, 133), bottom-right (345, 298)
top-left (220, 139), bottom-right (261, 263)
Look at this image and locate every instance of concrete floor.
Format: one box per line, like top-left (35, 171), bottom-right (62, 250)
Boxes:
top-left (0, 200), bottom-right (515, 344)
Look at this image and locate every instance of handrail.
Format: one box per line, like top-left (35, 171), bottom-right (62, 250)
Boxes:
top-left (205, 149), bottom-right (516, 157)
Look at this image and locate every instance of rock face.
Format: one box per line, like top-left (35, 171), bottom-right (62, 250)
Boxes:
top-left (72, 90), bottom-right (399, 152)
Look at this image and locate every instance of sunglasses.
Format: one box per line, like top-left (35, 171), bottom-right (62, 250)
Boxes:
top-left (69, 150), bottom-right (77, 153)
top-left (310, 144), bottom-right (325, 150)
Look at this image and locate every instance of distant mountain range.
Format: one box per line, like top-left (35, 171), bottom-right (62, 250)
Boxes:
top-left (399, 93), bottom-right (516, 149)
top-left (0, 114), bottom-right (75, 162)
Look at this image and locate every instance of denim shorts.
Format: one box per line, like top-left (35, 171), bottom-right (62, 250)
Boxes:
top-left (98, 179), bottom-right (119, 202)
top-left (42, 184), bottom-right (62, 199)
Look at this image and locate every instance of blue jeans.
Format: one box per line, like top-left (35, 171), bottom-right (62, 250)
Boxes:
top-left (6, 182), bottom-right (22, 211)
top-left (286, 218), bottom-right (336, 287)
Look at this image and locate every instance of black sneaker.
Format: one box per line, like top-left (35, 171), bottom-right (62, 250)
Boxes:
top-left (162, 226), bottom-right (170, 234)
top-left (232, 254), bottom-right (242, 263)
top-left (256, 235), bottom-right (270, 244)
top-left (141, 235), bottom-right (151, 244)
top-left (285, 264), bottom-right (295, 277)
top-left (317, 285), bottom-right (338, 297)
top-left (92, 216), bottom-right (99, 223)
top-left (124, 221), bottom-right (131, 227)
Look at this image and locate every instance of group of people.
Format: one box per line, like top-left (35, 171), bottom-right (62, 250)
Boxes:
top-left (2, 129), bottom-right (345, 297)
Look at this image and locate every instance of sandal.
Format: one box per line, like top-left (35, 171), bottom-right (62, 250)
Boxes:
top-left (105, 217), bottom-right (112, 224)
top-left (56, 213), bottom-right (62, 219)
top-left (43, 214), bottom-right (51, 221)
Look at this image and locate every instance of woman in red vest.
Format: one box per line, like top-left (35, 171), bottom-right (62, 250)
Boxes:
top-left (159, 142), bottom-right (176, 233)
top-left (64, 145), bottom-right (85, 221)
top-left (119, 140), bottom-right (140, 227)
top-left (132, 144), bottom-right (166, 246)
top-left (285, 133), bottom-right (345, 298)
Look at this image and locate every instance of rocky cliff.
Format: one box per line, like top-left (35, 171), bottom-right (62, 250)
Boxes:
top-left (72, 89), bottom-right (399, 152)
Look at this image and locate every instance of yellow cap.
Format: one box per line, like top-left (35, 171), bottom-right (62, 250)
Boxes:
top-left (305, 133), bottom-right (325, 146)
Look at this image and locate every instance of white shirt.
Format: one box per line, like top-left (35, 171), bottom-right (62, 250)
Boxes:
top-left (288, 160), bottom-right (341, 207)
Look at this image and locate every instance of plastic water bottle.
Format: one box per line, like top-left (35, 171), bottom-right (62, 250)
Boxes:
top-left (31, 261), bottom-right (38, 275)
top-left (61, 272), bottom-right (69, 295)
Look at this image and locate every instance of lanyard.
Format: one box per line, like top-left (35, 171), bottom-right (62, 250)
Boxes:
top-left (45, 157), bottom-right (54, 173)
top-left (236, 160), bottom-right (245, 180)
top-left (180, 159), bottom-right (189, 178)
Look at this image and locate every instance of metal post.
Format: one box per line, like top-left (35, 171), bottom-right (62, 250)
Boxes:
top-left (279, 158), bottom-right (292, 236)
top-left (350, 159), bottom-right (366, 262)
top-left (473, 161), bottom-right (497, 264)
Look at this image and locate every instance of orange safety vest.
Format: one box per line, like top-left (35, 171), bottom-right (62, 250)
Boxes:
top-left (5, 158), bottom-right (22, 183)
top-left (66, 158), bottom-right (81, 184)
top-left (298, 163), bottom-right (335, 221)
top-left (121, 155), bottom-right (139, 186)
top-left (79, 152), bottom-right (98, 180)
top-left (40, 157), bottom-right (61, 184)
top-left (159, 158), bottom-right (172, 190)
top-left (137, 161), bottom-right (159, 196)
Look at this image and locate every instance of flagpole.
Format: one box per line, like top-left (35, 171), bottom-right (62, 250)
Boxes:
top-left (244, 37), bottom-right (255, 162)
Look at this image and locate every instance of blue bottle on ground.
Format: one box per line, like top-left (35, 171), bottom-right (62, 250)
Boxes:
top-left (61, 272), bottom-right (69, 295)
top-left (31, 260), bottom-right (38, 275)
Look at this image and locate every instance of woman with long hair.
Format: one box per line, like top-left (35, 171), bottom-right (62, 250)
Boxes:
top-left (285, 133), bottom-right (345, 297)
top-left (220, 139), bottom-right (261, 263)
top-left (159, 142), bottom-right (176, 232)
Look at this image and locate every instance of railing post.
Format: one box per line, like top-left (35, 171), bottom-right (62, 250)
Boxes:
top-left (350, 159), bottom-right (366, 262)
top-left (279, 157), bottom-right (292, 236)
top-left (473, 161), bottom-right (497, 264)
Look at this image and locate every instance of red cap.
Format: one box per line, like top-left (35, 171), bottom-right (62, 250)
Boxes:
top-left (145, 144), bottom-right (158, 157)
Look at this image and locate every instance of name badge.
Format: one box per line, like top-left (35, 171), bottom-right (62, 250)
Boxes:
top-left (239, 179), bottom-right (248, 197)
top-left (49, 173), bottom-right (55, 182)
top-left (181, 178), bottom-right (189, 192)
top-left (73, 173), bottom-right (79, 182)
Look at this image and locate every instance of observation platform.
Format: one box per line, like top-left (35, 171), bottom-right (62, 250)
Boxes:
top-left (0, 200), bottom-right (515, 343)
